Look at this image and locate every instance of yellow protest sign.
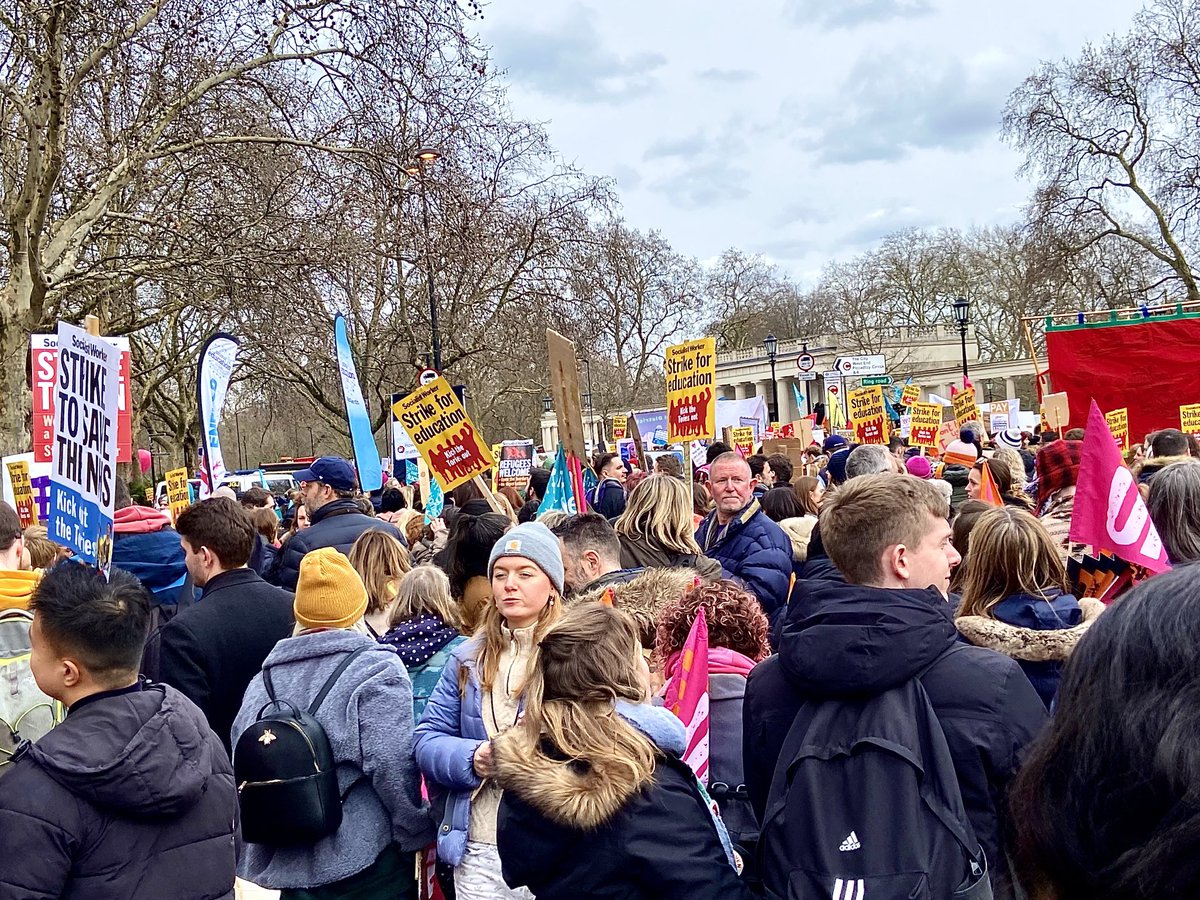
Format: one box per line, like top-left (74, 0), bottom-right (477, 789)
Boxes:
top-left (1181, 404), bottom-right (1200, 436)
top-left (953, 387), bottom-right (981, 428)
top-left (165, 467), bottom-right (192, 523)
top-left (665, 337), bottom-right (717, 444)
top-left (848, 385), bottom-right (889, 445)
top-left (393, 376), bottom-right (495, 492)
top-left (730, 426), bottom-right (755, 457)
top-left (909, 402), bottom-right (943, 449)
top-left (5, 459), bottom-right (37, 528)
top-left (490, 443), bottom-right (502, 492)
top-left (612, 415), bottom-right (627, 440)
top-left (900, 383), bottom-right (921, 408)
top-left (1105, 408), bottom-right (1130, 451)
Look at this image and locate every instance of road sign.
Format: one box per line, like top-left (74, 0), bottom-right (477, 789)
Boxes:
top-left (834, 354), bottom-right (886, 377)
top-left (796, 372), bottom-right (818, 382)
top-left (860, 375), bottom-right (893, 387)
top-left (821, 370), bottom-right (843, 380)
top-left (417, 368), bottom-right (439, 386)
top-left (796, 353), bottom-right (815, 373)
top-left (829, 384), bottom-right (840, 395)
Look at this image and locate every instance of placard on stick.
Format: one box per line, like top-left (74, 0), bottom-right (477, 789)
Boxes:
top-left (665, 337), bottom-right (717, 443)
top-left (1105, 408), bottom-right (1130, 451)
top-left (848, 385), bottom-right (889, 445)
top-left (392, 376), bottom-right (495, 492)
top-left (5, 459), bottom-right (38, 528)
top-left (953, 387), bottom-right (981, 428)
top-left (909, 402), bottom-right (944, 449)
top-left (900, 383), bottom-right (921, 408)
top-left (48, 321), bottom-right (120, 569)
top-left (165, 467), bottom-right (192, 523)
top-left (730, 426), bottom-right (755, 457)
top-left (547, 329), bottom-right (587, 461)
top-left (762, 439), bottom-right (807, 474)
top-left (611, 415), bottom-right (627, 440)
top-left (1042, 392), bottom-right (1070, 433)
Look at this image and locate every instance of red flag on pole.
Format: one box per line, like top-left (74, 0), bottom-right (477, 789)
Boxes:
top-left (1068, 400), bottom-right (1171, 574)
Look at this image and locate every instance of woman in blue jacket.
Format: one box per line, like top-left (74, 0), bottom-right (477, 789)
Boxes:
top-left (954, 506), bottom-right (1104, 709)
top-left (414, 522), bottom-right (565, 900)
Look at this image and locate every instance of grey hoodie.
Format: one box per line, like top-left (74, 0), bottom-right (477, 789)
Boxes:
top-left (232, 629), bottom-right (434, 889)
top-left (0, 682), bottom-right (238, 899)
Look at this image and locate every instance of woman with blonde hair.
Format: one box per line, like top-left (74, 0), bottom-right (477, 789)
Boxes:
top-left (415, 522), bottom-right (565, 899)
top-left (954, 506), bottom-right (1103, 709)
top-left (348, 529), bottom-right (411, 639)
top-left (614, 474), bottom-right (721, 579)
top-left (379, 565), bottom-right (466, 720)
top-left (493, 603), bottom-right (750, 899)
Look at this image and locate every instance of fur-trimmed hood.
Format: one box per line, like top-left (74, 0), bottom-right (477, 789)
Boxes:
top-left (492, 701), bottom-right (683, 831)
top-left (955, 597), bottom-right (1105, 662)
top-left (1132, 454), bottom-right (1194, 484)
top-left (573, 567), bottom-right (700, 648)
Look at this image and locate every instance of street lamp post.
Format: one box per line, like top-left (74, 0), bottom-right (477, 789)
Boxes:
top-left (407, 148), bottom-right (443, 372)
top-left (952, 297), bottom-right (971, 386)
top-left (763, 332), bottom-right (779, 423)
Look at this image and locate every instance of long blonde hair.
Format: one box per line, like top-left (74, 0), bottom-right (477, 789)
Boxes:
top-left (613, 474), bottom-right (703, 555)
top-left (390, 565), bottom-right (460, 630)
top-left (956, 506), bottom-right (1069, 618)
top-left (348, 529), bottom-right (411, 616)
top-left (516, 604), bottom-right (657, 787)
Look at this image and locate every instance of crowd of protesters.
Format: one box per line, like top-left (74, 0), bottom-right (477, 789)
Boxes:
top-left (1, 418), bottom-right (1200, 900)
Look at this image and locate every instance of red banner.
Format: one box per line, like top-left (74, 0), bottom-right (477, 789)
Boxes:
top-left (1046, 314), bottom-right (1200, 444)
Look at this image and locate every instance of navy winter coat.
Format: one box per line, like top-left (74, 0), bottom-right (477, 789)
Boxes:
top-left (0, 682), bottom-right (237, 899)
top-left (158, 567), bottom-right (294, 753)
top-left (272, 499), bottom-right (407, 590)
top-left (696, 500), bottom-right (794, 618)
top-left (744, 579), bottom-right (1048, 900)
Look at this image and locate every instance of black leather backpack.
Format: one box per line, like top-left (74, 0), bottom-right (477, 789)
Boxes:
top-left (234, 645), bottom-right (370, 846)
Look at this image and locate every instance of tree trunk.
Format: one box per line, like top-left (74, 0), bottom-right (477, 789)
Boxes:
top-left (0, 308), bottom-right (34, 457)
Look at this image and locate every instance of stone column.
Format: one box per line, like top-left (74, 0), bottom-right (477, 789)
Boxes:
top-left (756, 380), bottom-right (773, 420)
top-left (776, 376), bottom-right (794, 423)
top-left (734, 382), bottom-right (749, 401)
top-left (1004, 377), bottom-right (1016, 400)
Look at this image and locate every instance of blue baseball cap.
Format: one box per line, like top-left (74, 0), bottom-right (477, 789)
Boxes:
top-left (293, 456), bottom-right (358, 492)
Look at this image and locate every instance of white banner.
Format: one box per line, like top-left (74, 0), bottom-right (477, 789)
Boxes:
top-left (197, 334), bottom-right (239, 498)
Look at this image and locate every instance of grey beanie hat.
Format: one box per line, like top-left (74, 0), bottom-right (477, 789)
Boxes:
top-left (487, 521), bottom-right (565, 595)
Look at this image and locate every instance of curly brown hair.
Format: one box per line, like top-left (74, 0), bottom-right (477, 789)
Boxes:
top-left (653, 579), bottom-right (771, 666)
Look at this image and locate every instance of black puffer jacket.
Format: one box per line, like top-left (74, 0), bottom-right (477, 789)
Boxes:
top-left (273, 498), bottom-right (407, 590)
top-left (0, 682), bottom-right (237, 899)
top-left (744, 579), bottom-right (1048, 900)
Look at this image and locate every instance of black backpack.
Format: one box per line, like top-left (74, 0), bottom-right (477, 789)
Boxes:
top-left (758, 648), bottom-right (992, 900)
top-left (234, 645), bottom-right (370, 846)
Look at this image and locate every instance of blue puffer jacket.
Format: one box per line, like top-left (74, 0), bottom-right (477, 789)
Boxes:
top-left (413, 639), bottom-right (489, 866)
top-left (272, 499), bottom-right (407, 590)
top-left (379, 612), bottom-right (467, 722)
top-left (696, 500), bottom-right (794, 619)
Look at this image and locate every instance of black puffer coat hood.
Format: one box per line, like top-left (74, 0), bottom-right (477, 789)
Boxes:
top-left (779, 578), bottom-right (958, 698)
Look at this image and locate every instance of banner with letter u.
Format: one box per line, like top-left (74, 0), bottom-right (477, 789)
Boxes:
top-left (196, 333), bottom-right (239, 499)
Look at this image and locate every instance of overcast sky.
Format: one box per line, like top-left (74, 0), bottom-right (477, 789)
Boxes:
top-left (474, 0), bottom-right (1146, 285)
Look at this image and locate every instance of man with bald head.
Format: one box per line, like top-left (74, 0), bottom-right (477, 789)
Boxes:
top-left (695, 452), bottom-right (794, 620)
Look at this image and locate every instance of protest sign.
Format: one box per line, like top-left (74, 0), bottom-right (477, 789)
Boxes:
top-left (497, 440), bottom-right (535, 490)
top-left (5, 459), bottom-right (37, 528)
top-left (953, 387), bottom-right (981, 428)
top-left (848, 385), bottom-right (889, 445)
top-left (798, 417), bottom-right (814, 448)
top-left (48, 322), bottom-right (120, 568)
top-left (900, 383), bottom-right (921, 408)
top-left (937, 421), bottom-right (960, 453)
top-left (390, 392), bottom-right (420, 462)
top-left (31, 333), bottom-right (132, 464)
top-left (165, 467), bottom-right (192, 523)
top-left (730, 426), bottom-right (755, 457)
top-left (611, 415), bottom-right (627, 440)
top-left (988, 400), bottom-right (1010, 433)
top-left (909, 401), bottom-right (944, 449)
top-left (762, 439), bottom-right (807, 474)
top-left (1041, 392), bottom-right (1070, 433)
top-left (1105, 408), bottom-right (1130, 451)
top-left (547, 329), bottom-right (588, 461)
top-left (1181, 403), bottom-right (1200, 436)
top-left (2, 454), bottom-right (51, 525)
top-left (393, 376), bottom-right (494, 492)
top-left (665, 337), bottom-right (717, 443)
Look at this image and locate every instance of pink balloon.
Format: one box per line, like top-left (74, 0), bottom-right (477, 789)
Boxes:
top-left (137, 448), bottom-right (152, 474)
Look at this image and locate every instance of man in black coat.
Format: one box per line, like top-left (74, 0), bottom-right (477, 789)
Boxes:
top-left (0, 563), bottom-right (237, 898)
top-left (159, 497), bottom-right (294, 754)
top-left (273, 456), bottom-right (407, 590)
top-left (744, 474), bottom-right (1047, 900)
